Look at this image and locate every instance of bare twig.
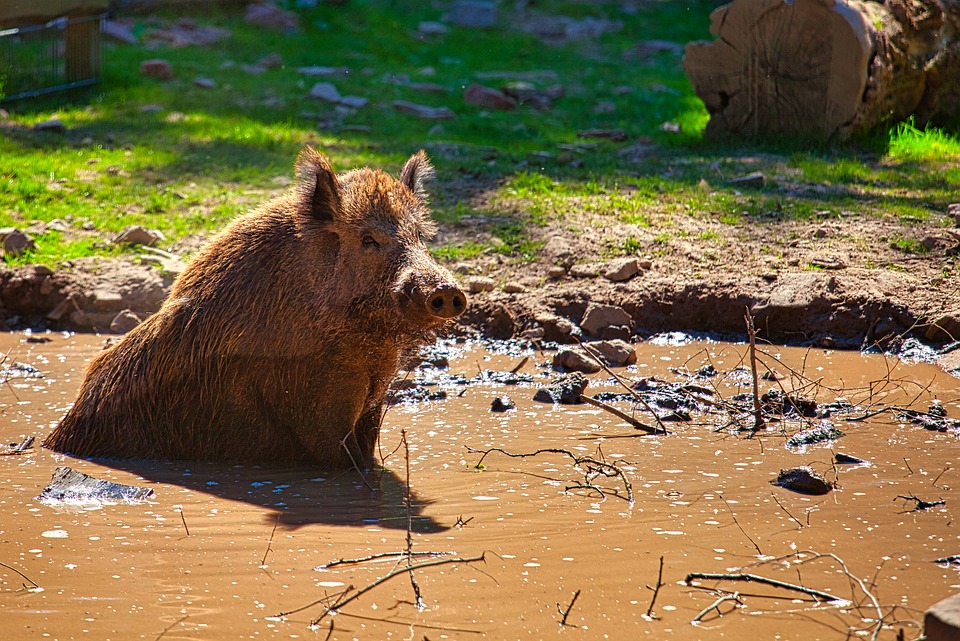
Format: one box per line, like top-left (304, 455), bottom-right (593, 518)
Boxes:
top-left (646, 556), bottom-right (665, 619)
top-left (684, 572), bottom-right (841, 602)
top-left (177, 507), bottom-right (189, 537)
top-left (509, 356), bottom-right (529, 374)
top-left (467, 445), bottom-right (634, 504)
top-left (744, 309), bottom-right (765, 432)
top-left (770, 492), bottom-right (804, 529)
top-left (154, 614), bottom-right (189, 641)
top-left (558, 589), bottom-right (581, 626)
top-left (261, 512), bottom-right (281, 567)
top-left (895, 495), bottom-right (945, 511)
top-left (579, 394), bottom-right (664, 434)
top-left (401, 430), bottom-right (423, 610)
top-left (318, 551), bottom-right (456, 569)
top-left (0, 561), bottom-right (39, 591)
top-left (718, 492), bottom-right (762, 555)
top-left (340, 432), bottom-right (376, 493)
top-left (308, 554), bottom-right (487, 625)
top-left (691, 592), bottom-right (742, 623)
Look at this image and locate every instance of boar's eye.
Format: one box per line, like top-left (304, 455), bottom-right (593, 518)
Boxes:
top-left (361, 234), bottom-right (380, 248)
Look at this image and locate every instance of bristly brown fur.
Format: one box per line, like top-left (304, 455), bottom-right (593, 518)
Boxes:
top-left (43, 147), bottom-right (464, 467)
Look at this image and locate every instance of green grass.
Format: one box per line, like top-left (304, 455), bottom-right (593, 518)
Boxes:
top-left (0, 0), bottom-right (957, 267)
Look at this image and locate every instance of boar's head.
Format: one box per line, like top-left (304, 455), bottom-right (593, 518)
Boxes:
top-left (294, 146), bottom-right (466, 334)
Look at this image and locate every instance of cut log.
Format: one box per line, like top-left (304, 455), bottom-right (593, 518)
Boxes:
top-left (684, 0), bottom-right (960, 141)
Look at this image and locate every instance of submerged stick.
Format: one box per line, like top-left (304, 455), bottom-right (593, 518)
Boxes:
top-left (0, 560), bottom-right (39, 591)
top-left (691, 592), bottom-right (742, 623)
top-left (646, 555), bottom-right (665, 618)
top-left (579, 394), bottom-right (664, 435)
top-left (261, 513), bottom-right (281, 567)
top-left (558, 589), bottom-right (581, 626)
top-left (684, 572), bottom-right (841, 602)
top-left (744, 309), bottom-right (765, 432)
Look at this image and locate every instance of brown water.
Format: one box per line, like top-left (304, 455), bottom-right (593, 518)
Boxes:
top-left (0, 332), bottom-right (958, 641)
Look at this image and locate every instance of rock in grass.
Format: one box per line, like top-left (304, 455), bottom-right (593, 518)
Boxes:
top-left (773, 466), bottom-right (832, 495)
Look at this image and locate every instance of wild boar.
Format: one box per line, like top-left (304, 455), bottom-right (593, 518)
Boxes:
top-left (43, 147), bottom-right (466, 467)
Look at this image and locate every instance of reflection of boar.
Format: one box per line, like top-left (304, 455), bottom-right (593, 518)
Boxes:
top-left (44, 147), bottom-right (466, 467)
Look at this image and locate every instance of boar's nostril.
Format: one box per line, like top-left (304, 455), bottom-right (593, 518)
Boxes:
top-left (427, 285), bottom-right (467, 319)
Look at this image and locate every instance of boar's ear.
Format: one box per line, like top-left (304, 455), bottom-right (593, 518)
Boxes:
top-left (295, 146), bottom-right (341, 223)
top-left (399, 150), bottom-right (434, 199)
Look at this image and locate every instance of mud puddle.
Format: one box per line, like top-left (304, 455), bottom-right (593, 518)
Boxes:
top-left (0, 331), bottom-right (958, 640)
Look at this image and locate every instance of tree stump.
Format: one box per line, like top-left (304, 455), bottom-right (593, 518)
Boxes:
top-left (684, 0), bottom-right (960, 141)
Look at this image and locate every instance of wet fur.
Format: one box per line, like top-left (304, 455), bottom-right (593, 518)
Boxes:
top-left (44, 147), bottom-right (459, 466)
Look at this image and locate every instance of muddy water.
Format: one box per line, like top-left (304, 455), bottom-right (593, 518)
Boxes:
top-left (0, 332), bottom-right (958, 640)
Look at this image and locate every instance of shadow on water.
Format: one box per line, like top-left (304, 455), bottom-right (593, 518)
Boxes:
top-left (52, 455), bottom-right (448, 534)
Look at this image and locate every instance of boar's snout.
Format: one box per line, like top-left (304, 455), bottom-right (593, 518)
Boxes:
top-left (427, 284), bottom-right (467, 319)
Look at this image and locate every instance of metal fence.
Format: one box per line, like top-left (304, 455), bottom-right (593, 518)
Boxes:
top-left (0, 13), bottom-right (105, 102)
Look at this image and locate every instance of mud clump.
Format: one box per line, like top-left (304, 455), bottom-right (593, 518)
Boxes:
top-left (773, 466), bottom-right (833, 495)
top-left (533, 372), bottom-right (588, 404)
top-left (43, 147), bottom-right (466, 467)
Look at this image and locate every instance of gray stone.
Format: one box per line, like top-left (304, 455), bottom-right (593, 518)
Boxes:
top-left (338, 95), bottom-right (369, 109)
top-left (926, 593), bottom-right (960, 641)
top-left (581, 303), bottom-right (631, 336)
top-left (773, 466), bottom-right (832, 495)
top-left (603, 257), bottom-right (639, 282)
top-left (502, 282), bottom-right (525, 294)
top-left (729, 172), bottom-right (765, 188)
top-left (297, 66), bottom-right (350, 76)
top-left (193, 77), bottom-right (216, 89)
top-left (392, 100), bottom-right (456, 120)
top-left (547, 266), bottom-right (566, 280)
top-left (464, 83), bottom-right (516, 110)
top-left (114, 226), bottom-right (165, 247)
top-left (586, 339), bottom-right (636, 366)
top-left (418, 21), bottom-right (448, 36)
top-left (110, 310), bottom-right (143, 334)
top-left (309, 82), bottom-right (341, 103)
top-left (140, 59), bottom-right (173, 80)
top-left (245, 2), bottom-right (299, 33)
top-left (103, 20), bottom-right (138, 44)
top-left (569, 263), bottom-right (602, 278)
top-left (2, 229), bottom-right (36, 257)
top-left (542, 236), bottom-right (575, 268)
top-left (552, 347), bottom-right (601, 374)
top-left (90, 289), bottom-right (125, 311)
top-left (33, 118), bottom-right (67, 134)
top-left (448, 1), bottom-right (497, 28)
top-left (466, 276), bottom-right (496, 293)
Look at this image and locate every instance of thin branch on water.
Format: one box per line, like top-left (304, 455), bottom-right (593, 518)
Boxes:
top-left (0, 560), bottom-right (39, 591)
top-left (260, 512), bottom-right (281, 567)
top-left (691, 591), bottom-right (742, 624)
top-left (579, 394), bottom-right (663, 435)
top-left (744, 309), bottom-right (765, 433)
top-left (770, 492), bottom-right (804, 529)
top-left (557, 589), bottom-right (581, 626)
top-left (318, 551), bottom-right (456, 569)
top-left (684, 572), bottom-right (841, 602)
top-left (467, 445), bottom-right (634, 504)
top-left (718, 492), bottom-right (762, 555)
top-left (645, 555), bottom-right (665, 619)
top-left (178, 508), bottom-right (189, 537)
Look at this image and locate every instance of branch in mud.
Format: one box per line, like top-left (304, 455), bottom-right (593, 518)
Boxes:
top-left (691, 591), bottom-right (743, 624)
top-left (744, 309), bottom-right (765, 433)
top-left (466, 445), bottom-right (634, 504)
top-left (557, 589), bottom-right (580, 626)
top-left (579, 394), bottom-right (666, 435)
top-left (0, 560), bottom-right (40, 592)
top-left (645, 555), bottom-right (665, 619)
top-left (895, 494), bottom-right (945, 511)
top-left (684, 572), bottom-right (842, 602)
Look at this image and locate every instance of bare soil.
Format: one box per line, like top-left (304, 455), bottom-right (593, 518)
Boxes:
top-left (0, 175), bottom-right (957, 353)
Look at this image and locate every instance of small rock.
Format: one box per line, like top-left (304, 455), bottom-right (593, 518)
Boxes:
top-left (193, 77), bottom-right (216, 89)
top-left (542, 236), bottom-right (574, 268)
top-left (603, 257), bottom-right (639, 282)
top-left (103, 20), bottom-right (138, 44)
top-left (466, 276), bottom-right (496, 293)
top-left (521, 327), bottom-right (544, 340)
top-left (947, 203), bottom-right (960, 226)
top-left (569, 263), bottom-right (602, 278)
top-left (547, 266), bottom-right (566, 280)
top-left (110, 310), bottom-right (142, 334)
top-left (502, 282), bottom-right (525, 294)
top-left (772, 466), bottom-right (832, 495)
top-left (581, 303), bottom-right (632, 336)
top-left (90, 289), bottom-right (125, 311)
top-left (533, 372), bottom-right (587, 404)
top-left (585, 339), bottom-right (637, 366)
top-left (297, 66), bottom-right (350, 76)
top-left (925, 592), bottom-right (960, 641)
top-left (448, 0), bottom-right (498, 28)
top-left (33, 117), bottom-right (67, 134)
top-left (834, 452), bottom-right (869, 465)
top-left (464, 83), bottom-right (517, 110)
top-left (245, 2), bottom-right (299, 33)
top-left (577, 128), bottom-right (627, 142)
top-left (490, 396), bottom-right (515, 412)
top-left (922, 235), bottom-right (941, 251)
top-left (553, 347), bottom-right (602, 373)
top-left (338, 95), bottom-right (369, 109)
top-left (729, 172), bottom-right (765, 188)
top-left (538, 314), bottom-right (579, 343)
top-left (114, 225), bottom-right (165, 247)
top-left (392, 100), bottom-right (456, 120)
top-left (2, 229), bottom-right (36, 258)
top-left (418, 21), bottom-right (448, 36)
top-left (140, 59), bottom-right (174, 80)
top-left (638, 259), bottom-right (653, 270)
top-left (308, 82), bottom-right (341, 103)
top-left (256, 52), bottom-right (283, 69)
top-left (598, 325), bottom-right (631, 341)
top-left (925, 313), bottom-right (960, 342)
top-left (785, 422), bottom-right (844, 448)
